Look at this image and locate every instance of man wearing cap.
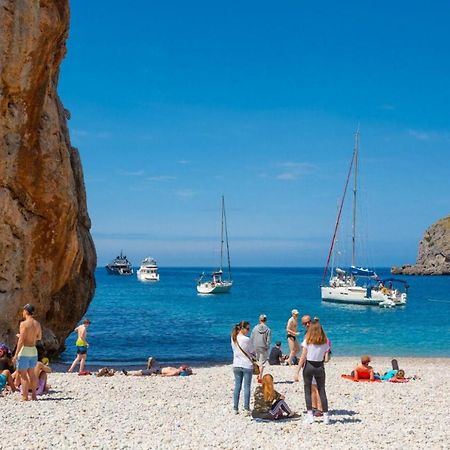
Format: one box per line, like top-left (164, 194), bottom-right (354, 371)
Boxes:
top-left (286, 309), bottom-right (301, 366)
top-left (251, 314), bottom-right (272, 380)
top-left (13, 304), bottom-right (42, 401)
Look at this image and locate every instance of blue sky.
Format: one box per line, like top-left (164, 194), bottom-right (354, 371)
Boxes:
top-left (60, 1), bottom-right (450, 267)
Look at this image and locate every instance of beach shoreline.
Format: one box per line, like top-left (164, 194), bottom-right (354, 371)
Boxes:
top-left (1, 357), bottom-right (449, 449)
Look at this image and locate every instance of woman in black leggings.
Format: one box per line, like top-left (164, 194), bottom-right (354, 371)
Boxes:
top-left (296, 322), bottom-right (330, 424)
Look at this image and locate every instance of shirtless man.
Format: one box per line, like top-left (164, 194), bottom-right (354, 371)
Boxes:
top-left (68, 319), bottom-right (91, 373)
top-left (13, 304), bottom-right (42, 401)
top-left (286, 309), bottom-right (301, 366)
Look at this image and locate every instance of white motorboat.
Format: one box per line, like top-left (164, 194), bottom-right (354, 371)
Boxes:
top-left (320, 131), bottom-right (408, 306)
top-left (197, 196), bottom-right (233, 294)
top-left (137, 257), bottom-right (160, 282)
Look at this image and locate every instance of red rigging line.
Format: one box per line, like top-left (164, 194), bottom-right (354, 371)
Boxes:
top-left (321, 147), bottom-right (357, 286)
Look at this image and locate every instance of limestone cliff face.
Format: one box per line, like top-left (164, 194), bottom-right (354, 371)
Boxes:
top-left (0, 0), bottom-right (96, 354)
top-left (392, 216), bottom-right (450, 276)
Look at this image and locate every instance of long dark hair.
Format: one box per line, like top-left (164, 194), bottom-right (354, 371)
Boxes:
top-left (231, 321), bottom-right (250, 342)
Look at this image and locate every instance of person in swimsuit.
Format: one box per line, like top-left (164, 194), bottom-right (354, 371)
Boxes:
top-left (68, 319), bottom-right (91, 373)
top-left (12, 304), bottom-right (42, 401)
top-left (122, 357), bottom-right (193, 377)
top-left (352, 355), bottom-right (375, 381)
top-left (286, 309), bottom-right (300, 366)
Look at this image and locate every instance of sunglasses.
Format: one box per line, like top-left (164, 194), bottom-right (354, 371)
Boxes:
top-left (302, 321), bottom-right (311, 326)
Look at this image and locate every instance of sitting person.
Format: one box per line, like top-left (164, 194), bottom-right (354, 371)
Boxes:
top-left (123, 357), bottom-right (193, 377)
top-left (0, 369), bottom-right (16, 394)
top-left (15, 355), bottom-right (52, 396)
top-left (351, 355), bottom-right (375, 381)
top-left (268, 342), bottom-right (285, 365)
top-left (252, 374), bottom-right (294, 420)
top-left (0, 343), bottom-right (17, 394)
top-left (35, 359), bottom-right (52, 395)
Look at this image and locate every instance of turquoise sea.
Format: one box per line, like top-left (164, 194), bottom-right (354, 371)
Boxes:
top-left (62, 268), bottom-right (450, 365)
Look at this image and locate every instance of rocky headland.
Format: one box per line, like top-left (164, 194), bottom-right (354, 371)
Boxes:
top-left (392, 215), bottom-right (450, 275)
top-left (0, 1), bottom-right (96, 354)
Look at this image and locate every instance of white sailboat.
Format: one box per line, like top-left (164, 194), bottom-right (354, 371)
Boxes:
top-left (320, 131), bottom-right (408, 306)
top-left (197, 196), bottom-right (233, 294)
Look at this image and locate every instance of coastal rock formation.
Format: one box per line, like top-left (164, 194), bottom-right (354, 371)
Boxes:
top-left (0, 1), bottom-right (96, 354)
top-left (392, 216), bottom-right (450, 275)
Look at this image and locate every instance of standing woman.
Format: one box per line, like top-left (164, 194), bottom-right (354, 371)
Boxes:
top-left (296, 321), bottom-right (331, 424)
top-left (231, 321), bottom-right (255, 415)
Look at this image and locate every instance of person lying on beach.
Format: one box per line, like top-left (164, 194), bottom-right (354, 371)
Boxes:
top-left (251, 374), bottom-right (294, 420)
top-left (122, 357), bottom-right (193, 377)
top-left (351, 355), bottom-right (375, 381)
top-left (375, 369), bottom-right (406, 381)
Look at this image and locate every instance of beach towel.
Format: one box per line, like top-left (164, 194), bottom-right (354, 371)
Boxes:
top-left (341, 374), bottom-right (380, 382)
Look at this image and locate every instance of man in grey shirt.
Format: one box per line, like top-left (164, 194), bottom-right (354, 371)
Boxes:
top-left (251, 314), bottom-right (272, 380)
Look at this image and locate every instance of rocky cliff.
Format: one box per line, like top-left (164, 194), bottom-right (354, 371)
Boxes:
top-left (0, 0), bottom-right (96, 354)
top-left (392, 216), bottom-right (450, 275)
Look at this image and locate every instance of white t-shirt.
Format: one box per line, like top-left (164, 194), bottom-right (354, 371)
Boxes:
top-left (301, 339), bottom-right (330, 362)
top-left (231, 334), bottom-right (255, 369)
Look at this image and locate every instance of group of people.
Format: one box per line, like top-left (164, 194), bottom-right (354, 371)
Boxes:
top-left (231, 309), bottom-right (331, 424)
top-left (0, 304), bottom-right (51, 401)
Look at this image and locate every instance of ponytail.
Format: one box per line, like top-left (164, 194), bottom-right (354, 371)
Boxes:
top-left (231, 321), bottom-right (250, 342)
top-left (231, 324), bottom-right (240, 342)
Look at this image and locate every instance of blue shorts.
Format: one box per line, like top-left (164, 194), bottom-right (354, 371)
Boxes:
top-left (16, 355), bottom-right (38, 370)
top-left (77, 346), bottom-right (88, 355)
top-left (0, 373), bottom-right (6, 391)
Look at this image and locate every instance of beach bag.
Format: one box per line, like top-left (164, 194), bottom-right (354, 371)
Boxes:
top-left (236, 341), bottom-right (260, 376)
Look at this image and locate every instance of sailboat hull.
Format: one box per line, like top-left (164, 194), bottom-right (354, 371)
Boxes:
top-left (321, 286), bottom-right (385, 305)
top-left (197, 281), bottom-right (233, 294)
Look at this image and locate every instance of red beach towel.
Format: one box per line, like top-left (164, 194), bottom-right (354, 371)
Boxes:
top-left (341, 374), bottom-right (380, 382)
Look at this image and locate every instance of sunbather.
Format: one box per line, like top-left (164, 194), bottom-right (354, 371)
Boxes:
top-left (122, 357), bottom-right (193, 377)
top-left (352, 355), bottom-right (375, 381)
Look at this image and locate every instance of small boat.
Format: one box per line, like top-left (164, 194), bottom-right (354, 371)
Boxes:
top-left (137, 257), bottom-right (160, 282)
top-left (105, 251), bottom-right (133, 275)
top-left (320, 131), bottom-right (408, 306)
top-left (197, 196), bottom-right (233, 294)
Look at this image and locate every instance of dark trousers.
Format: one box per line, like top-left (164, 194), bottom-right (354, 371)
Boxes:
top-left (303, 360), bottom-right (328, 413)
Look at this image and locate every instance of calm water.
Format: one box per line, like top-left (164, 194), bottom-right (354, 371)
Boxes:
top-left (62, 268), bottom-right (450, 365)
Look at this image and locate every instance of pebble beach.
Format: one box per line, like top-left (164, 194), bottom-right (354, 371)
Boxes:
top-left (0, 357), bottom-right (449, 449)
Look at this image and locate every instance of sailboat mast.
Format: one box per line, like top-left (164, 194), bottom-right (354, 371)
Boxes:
top-left (222, 196), bottom-right (232, 281)
top-left (220, 195), bottom-right (224, 272)
top-left (321, 136), bottom-right (357, 286)
top-left (351, 129), bottom-right (359, 267)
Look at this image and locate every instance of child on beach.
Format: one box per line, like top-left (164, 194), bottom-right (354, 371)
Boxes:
top-left (252, 374), bottom-right (294, 420)
top-left (68, 319), bottom-right (91, 373)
